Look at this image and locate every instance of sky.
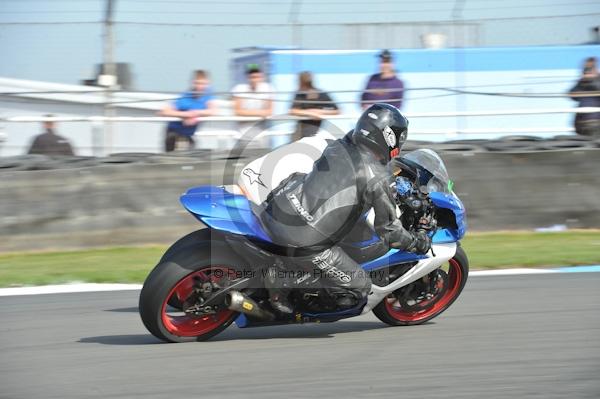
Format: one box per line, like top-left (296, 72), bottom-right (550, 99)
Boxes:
top-left (0, 0), bottom-right (599, 92)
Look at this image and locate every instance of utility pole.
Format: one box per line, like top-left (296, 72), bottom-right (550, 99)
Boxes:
top-left (452, 0), bottom-right (466, 138)
top-left (289, 0), bottom-right (303, 73)
top-left (101, 0), bottom-right (116, 156)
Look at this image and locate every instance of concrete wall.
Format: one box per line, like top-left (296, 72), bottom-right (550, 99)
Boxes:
top-left (1, 148), bottom-right (599, 252)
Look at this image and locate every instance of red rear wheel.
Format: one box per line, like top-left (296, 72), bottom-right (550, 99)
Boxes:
top-left (161, 266), bottom-right (235, 337)
top-left (373, 246), bottom-right (469, 326)
top-left (139, 241), bottom-right (243, 343)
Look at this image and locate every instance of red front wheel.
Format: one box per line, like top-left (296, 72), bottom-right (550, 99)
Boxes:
top-left (373, 245), bottom-right (469, 326)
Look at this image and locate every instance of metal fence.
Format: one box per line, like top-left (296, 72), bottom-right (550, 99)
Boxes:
top-left (2, 106), bottom-right (599, 156)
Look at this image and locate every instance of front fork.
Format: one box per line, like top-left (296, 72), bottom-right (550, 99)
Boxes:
top-left (361, 242), bottom-right (457, 314)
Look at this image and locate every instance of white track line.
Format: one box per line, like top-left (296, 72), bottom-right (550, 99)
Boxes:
top-left (469, 268), bottom-right (559, 276)
top-left (0, 283), bottom-right (142, 297)
top-left (0, 266), bottom-right (598, 297)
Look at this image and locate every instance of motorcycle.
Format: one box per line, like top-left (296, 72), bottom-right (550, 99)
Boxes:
top-left (139, 148), bottom-right (468, 343)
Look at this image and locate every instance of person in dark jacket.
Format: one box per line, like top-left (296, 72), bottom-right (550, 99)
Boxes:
top-left (361, 50), bottom-right (405, 110)
top-left (289, 71), bottom-right (340, 141)
top-left (569, 57), bottom-right (600, 137)
top-left (27, 116), bottom-right (74, 156)
top-left (259, 103), bottom-right (431, 314)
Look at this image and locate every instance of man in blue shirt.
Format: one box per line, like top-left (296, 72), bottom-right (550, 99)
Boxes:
top-left (159, 70), bottom-right (217, 151)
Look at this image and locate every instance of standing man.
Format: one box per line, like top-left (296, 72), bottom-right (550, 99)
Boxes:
top-left (361, 50), bottom-right (404, 110)
top-left (569, 57), bottom-right (600, 137)
top-left (28, 116), bottom-right (75, 156)
top-left (159, 70), bottom-right (217, 152)
top-left (231, 64), bottom-right (274, 139)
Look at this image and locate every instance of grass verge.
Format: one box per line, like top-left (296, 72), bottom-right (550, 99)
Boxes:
top-left (1, 231), bottom-right (599, 288)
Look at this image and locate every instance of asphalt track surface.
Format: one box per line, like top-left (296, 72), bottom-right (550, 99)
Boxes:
top-left (1, 273), bottom-right (599, 399)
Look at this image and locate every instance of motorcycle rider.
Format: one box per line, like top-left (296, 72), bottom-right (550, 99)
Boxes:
top-left (259, 103), bottom-right (432, 314)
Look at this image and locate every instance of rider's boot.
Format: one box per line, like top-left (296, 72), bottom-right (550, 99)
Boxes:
top-left (336, 293), bottom-right (358, 309)
top-left (329, 290), bottom-right (360, 309)
top-left (330, 284), bottom-right (370, 310)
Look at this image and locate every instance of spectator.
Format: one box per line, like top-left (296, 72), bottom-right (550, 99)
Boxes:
top-left (361, 49), bottom-right (404, 110)
top-left (27, 116), bottom-right (74, 156)
top-left (231, 64), bottom-right (274, 137)
top-left (159, 70), bottom-right (217, 152)
top-left (569, 57), bottom-right (600, 137)
top-left (289, 71), bottom-right (340, 141)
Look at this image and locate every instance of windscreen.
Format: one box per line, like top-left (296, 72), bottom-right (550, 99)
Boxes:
top-left (399, 149), bottom-right (453, 194)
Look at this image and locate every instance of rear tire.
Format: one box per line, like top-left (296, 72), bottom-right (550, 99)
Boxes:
top-left (160, 229), bottom-right (213, 309)
top-left (373, 245), bottom-right (469, 326)
top-left (139, 240), bottom-right (244, 343)
top-left (159, 229), bottom-right (214, 263)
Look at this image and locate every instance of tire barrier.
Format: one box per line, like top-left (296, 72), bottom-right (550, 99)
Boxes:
top-left (2, 136), bottom-right (599, 172)
top-left (1, 144), bottom-right (599, 251)
top-left (442, 148), bottom-right (600, 233)
top-left (426, 143), bottom-right (484, 153)
top-left (498, 135), bottom-right (544, 142)
top-left (537, 141), bottom-right (595, 151)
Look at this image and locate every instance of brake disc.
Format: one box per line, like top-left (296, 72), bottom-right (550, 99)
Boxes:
top-left (395, 269), bottom-right (449, 311)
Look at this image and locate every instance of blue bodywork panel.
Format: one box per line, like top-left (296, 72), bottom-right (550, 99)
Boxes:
top-left (180, 185), bottom-right (272, 243)
top-left (234, 314), bottom-right (250, 328)
top-left (430, 192), bottom-right (467, 243)
top-left (361, 249), bottom-right (426, 272)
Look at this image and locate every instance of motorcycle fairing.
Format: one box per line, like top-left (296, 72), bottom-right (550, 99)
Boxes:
top-left (429, 191), bottom-right (467, 243)
top-left (180, 185), bottom-right (272, 243)
top-left (361, 249), bottom-right (427, 272)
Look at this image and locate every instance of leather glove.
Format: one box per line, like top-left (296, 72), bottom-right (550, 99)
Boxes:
top-left (410, 230), bottom-right (432, 254)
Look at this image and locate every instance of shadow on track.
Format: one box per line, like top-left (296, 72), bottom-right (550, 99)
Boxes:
top-left (78, 321), bottom-right (392, 345)
top-left (105, 307), bottom-right (139, 313)
top-left (212, 321), bottom-right (388, 341)
top-left (79, 335), bottom-right (162, 345)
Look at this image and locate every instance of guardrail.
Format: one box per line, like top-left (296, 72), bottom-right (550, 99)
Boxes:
top-left (2, 106), bottom-right (600, 122)
top-left (1, 107), bottom-right (598, 155)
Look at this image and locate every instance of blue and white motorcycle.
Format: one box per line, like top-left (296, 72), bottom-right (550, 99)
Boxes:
top-left (139, 147), bottom-right (468, 343)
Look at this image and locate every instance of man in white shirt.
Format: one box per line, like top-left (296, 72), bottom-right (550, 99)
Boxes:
top-left (231, 65), bottom-right (274, 143)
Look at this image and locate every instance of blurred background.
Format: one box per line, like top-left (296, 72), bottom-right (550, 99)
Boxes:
top-left (0, 0), bottom-right (599, 252)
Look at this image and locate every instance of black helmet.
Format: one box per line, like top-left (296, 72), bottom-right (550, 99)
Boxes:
top-left (351, 103), bottom-right (408, 164)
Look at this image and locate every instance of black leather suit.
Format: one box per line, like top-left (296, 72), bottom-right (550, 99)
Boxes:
top-left (259, 132), bottom-right (417, 304)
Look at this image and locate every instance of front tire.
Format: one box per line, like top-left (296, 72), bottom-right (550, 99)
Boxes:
top-left (373, 245), bottom-right (469, 326)
top-left (139, 241), bottom-right (244, 343)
